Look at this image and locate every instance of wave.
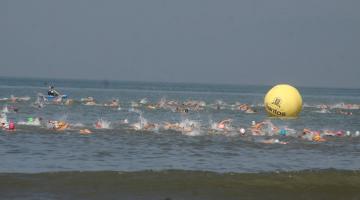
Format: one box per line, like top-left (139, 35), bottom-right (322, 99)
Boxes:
top-left (0, 169), bottom-right (359, 200)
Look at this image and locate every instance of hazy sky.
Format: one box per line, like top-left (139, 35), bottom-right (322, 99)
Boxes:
top-left (1, 0), bottom-right (359, 88)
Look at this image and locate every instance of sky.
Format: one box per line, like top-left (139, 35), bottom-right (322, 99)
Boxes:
top-left (1, 0), bottom-right (359, 88)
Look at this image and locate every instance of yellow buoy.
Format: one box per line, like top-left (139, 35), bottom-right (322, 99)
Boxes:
top-left (264, 84), bottom-right (302, 117)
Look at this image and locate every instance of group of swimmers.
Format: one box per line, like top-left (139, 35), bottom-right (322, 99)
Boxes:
top-left (2, 107), bottom-right (359, 144)
top-left (1, 89), bottom-right (358, 116)
top-left (36, 94), bottom-right (356, 116)
top-left (0, 88), bottom-right (359, 144)
top-left (0, 113), bottom-right (16, 131)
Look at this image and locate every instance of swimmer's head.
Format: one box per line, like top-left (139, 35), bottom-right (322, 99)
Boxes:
top-left (279, 129), bottom-right (287, 136)
top-left (58, 121), bottom-right (65, 126)
top-left (346, 131), bottom-right (351, 136)
top-left (313, 134), bottom-right (321, 141)
top-left (9, 120), bottom-right (15, 130)
top-left (239, 128), bottom-right (246, 134)
top-left (251, 121), bottom-right (256, 126)
top-left (28, 117), bottom-right (33, 123)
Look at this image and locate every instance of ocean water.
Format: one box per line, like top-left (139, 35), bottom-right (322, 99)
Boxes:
top-left (0, 77), bottom-right (359, 199)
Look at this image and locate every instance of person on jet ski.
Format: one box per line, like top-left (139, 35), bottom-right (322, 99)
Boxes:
top-left (48, 86), bottom-right (60, 97)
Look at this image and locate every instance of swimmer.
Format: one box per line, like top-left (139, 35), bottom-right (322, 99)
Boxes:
top-left (81, 96), bottom-right (95, 102)
top-left (8, 120), bottom-right (15, 131)
top-left (181, 124), bottom-right (195, 133)
top-left (163, 120), bottom-right (199, 134)
top-left (245, 108), bottom-right (256, 114)
top-left (346, 131), bottom-right (351, 136)
top-left (104, 99), bottom-right (119, 108)
top-left (84, 101), bottom-right (97, 106)
top-left (146, 104), bottom-right (157, 110)
top-left (120, 119), bottom-right (129, 124)
top-left (337, 110), bottom-right (353, 116)
top-left (175, 106), bottom-right (189, 113)
top-left (315, 108), bottom-right (330, 113)
top-left (2, 120), bottom-right (16, 131)
top-left (81, 97), bottom-right (97, 105)
top-left (238, 104), bottom-right (249, 111)
top-left (322, 130), bottom-right (344, 137)
top-left (317, 104), bottom-right (329, 109)
top-left (302, 129), bottom-right (325, 142)
top-left (260, 138), bottom-right (287, 145)
top-left (216, 119), bottom-right (232, 132)
top-left (355, 131), bottom-right (360, 137)
top-left (131, 101), bottom-right (140, 108)
top-left (10, 95), bottom-right (17, 103)
top-left (239, 128), bottom-right (246, 135)
top-left (94, 119), bottom-right (111, 129)
top-left (47, 121), bottom-right (56, 129)
top-left (18, 117), bottom-right (41, 126)
top-left (1, 122), bottom-right (7, 129)
top-left (312, 133), bottom-right (326, 142)
top-left (55, 121), bottom-right (70, 131)
top-left (17, 96), bottom-right (31, 102)
top-left (131, 121), bottom-right (158, 131)
top-left (95, 121), bottom-right (103, 129)
top-left (1, 122), bottom-right (8, 130)
top-left (163, 122), bottom-right (181, 131)
top-left (251, 120), bottom-right (279, 136)
top-left (0, 113), bottom-right (8, 124)
top-left (80, 129), bottom-right (92, 134)
top-left (277, 127), bottom-right (296, 136)
top-left (48, 86), bottom-right (60, 97)
top-left (143, 122), bottom-right (157, 131)
top-left (53, 96), bottom-right (63, 104)
top-left (48, 120), bottom-right (69, 131)
top-left (64, 99), bottom-right (74, 105)
top-left (278, 128), bottom-right (287, 136)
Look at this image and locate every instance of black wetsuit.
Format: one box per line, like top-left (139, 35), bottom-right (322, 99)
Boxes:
top-left (48, 90), bottom-right (58, 97)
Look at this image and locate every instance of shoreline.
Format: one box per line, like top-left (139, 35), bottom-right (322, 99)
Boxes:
top-left (1, 169), bottom-right (359, 199)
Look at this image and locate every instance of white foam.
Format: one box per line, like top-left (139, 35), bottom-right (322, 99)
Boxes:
top-left (95, 119), bottom-right (112, 129)
top-left (139, 98), bottom-right (148, 104)
top-left (2, 106), bottom-right (9, 113)
top-left (0, 113), bottom-right (8, 124)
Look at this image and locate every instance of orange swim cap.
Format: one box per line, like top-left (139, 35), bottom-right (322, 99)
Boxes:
top-left (312, 134), bottom-right (325, 142)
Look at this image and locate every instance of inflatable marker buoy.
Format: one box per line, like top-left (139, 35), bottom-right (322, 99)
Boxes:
top-left (264, 84), bottom-right (302, 117)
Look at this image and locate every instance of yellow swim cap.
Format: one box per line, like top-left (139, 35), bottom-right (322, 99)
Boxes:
top-left (313, 134), bottom-right (321, 142)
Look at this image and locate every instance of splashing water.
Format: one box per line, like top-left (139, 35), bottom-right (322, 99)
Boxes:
top-left (2, 106), bottom-right (9, 113)
top-left (95, 119), bottom-right (112, 129)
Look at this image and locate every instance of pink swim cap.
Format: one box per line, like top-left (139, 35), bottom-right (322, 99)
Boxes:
top-left (9, 120), bottom-right (15, 130)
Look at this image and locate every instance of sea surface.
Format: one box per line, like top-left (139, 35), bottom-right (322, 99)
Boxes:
top-left (0, 77), bottom-right (359, 199)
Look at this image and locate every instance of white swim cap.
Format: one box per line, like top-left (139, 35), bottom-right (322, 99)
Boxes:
top-left (346, 131), bottom-right (351, 136)
top-left (355, 131), bottom-right (360, 136)
top-left (239, 128), bottom-right (246, 134)
top-left (251, 121), bottom-right (256, 126)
